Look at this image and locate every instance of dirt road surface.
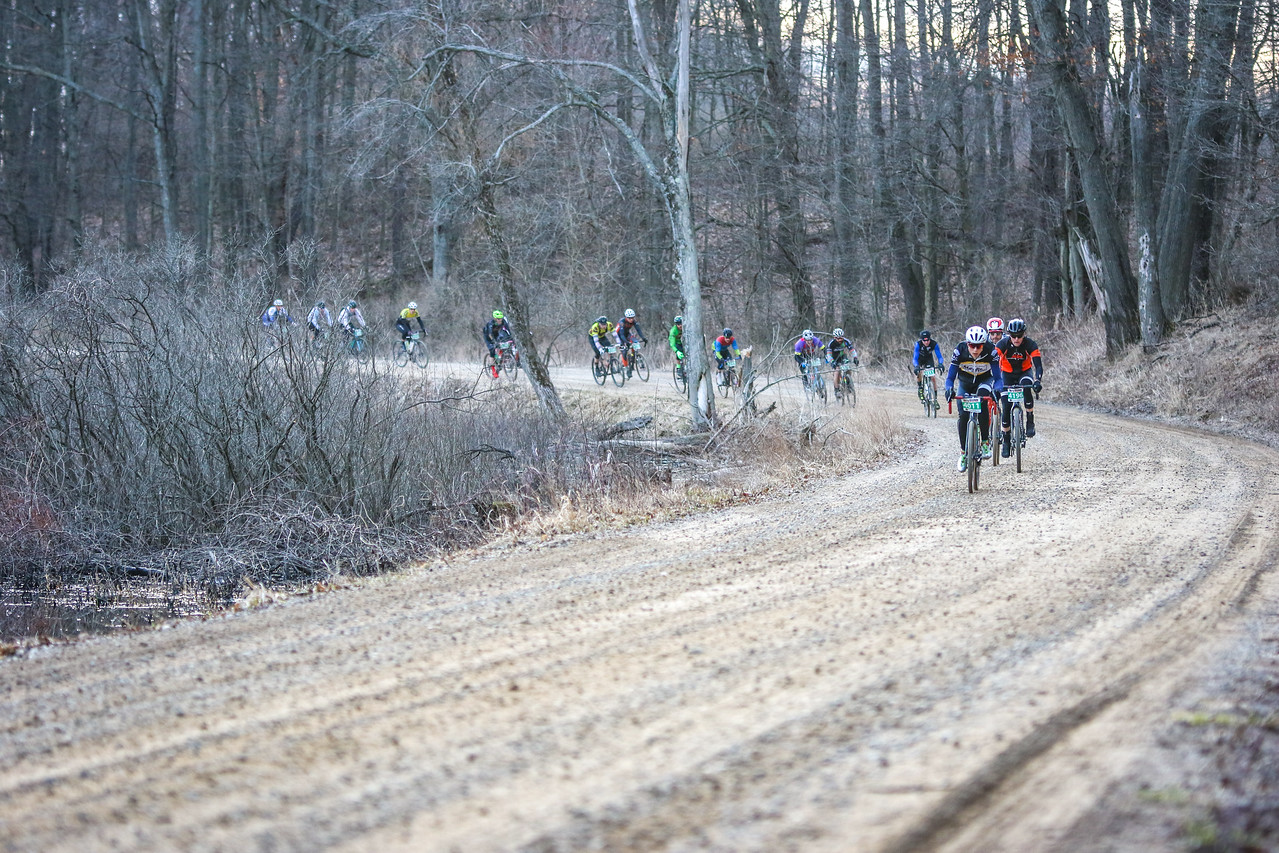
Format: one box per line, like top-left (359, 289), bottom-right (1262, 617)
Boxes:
top-left (2, 366), bottom-right (1276, 852)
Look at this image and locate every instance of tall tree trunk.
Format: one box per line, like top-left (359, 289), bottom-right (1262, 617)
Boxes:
top-left (1029, 0), bottom-right (1140, 354)
top-left (833, 0), bottom-right (862, 330)
top-left (476, 184), bottom-right (567, 422)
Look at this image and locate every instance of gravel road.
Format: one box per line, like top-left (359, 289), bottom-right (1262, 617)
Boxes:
top-left (2, 371), bottom-right (1275, 852)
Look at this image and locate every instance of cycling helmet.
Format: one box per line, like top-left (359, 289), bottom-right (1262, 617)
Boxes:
top-left (802, 329), bottom-right (814, 340)
top-left (966, 326), bottom-right (989, 346)
top-left (722, 328), bottom-right (733, 338)
top-left (919, 329), bottom-right (931, 340)
top-left (833, 327), bottom-right (844, 338)
top-left (273, 299), bottom-right (284, 308)
top-left (316, 300), bottom-right (325, 308)
top-left (624, 308), bottom-right (636, 319)
top-left (673, 315), bottom-right (683, 325)
top-left (1007, 318), bottom-right (1027, 335)
top-left (596, 316), bottom-right (608, 325)
top-left (348, 300), bottom-right (357, 308)
top-left (986, 316), bottom-right (1004, 336)
top-left (492, 310), bottom-right (504, 320)
top-left (408, 301), bottom-right (418, 310)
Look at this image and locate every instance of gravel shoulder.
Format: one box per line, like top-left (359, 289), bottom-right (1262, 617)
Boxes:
top-left (1, 379), bottom-right (1276, 852)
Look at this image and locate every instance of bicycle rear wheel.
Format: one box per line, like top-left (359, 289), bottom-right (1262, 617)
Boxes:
top-left (609, 356), bottom-right (625, 386)
top-left (1013, 405), bottom-right (1025, 473)
top-left (966, 418), bottom-right (981, 493)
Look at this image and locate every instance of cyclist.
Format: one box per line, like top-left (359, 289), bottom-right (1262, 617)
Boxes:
top-left (395, 301), bottom-right (426, 346)
top-left (616, 309), bottom-right (648, 377)
top-left (713, 328), bottom-right (740, 370)
top-left (337, 299), bottom-right (366, 335)
top-left (913, 329), bottom-right (945, 405)
top-left (944, 326), bottom-right (1004, 472)
top-left (589, 315), bottom-right (619, 370)
top-left (995, 317), bottom-right (1044, 456)
top-left (307, 300), bottom-right (332, 342)
top-left (261, 298), bottom-right (294, 329)
top-left (483, 310), bottom-right (515, 379)
top-left (669, 315), bottom-right (686, 378)
top-left (828, 328), bottom-right (859, 371)
top-left (986, 316), bottom-right (1005, 345)
top-left (794, 329), bottom-right (824, 387)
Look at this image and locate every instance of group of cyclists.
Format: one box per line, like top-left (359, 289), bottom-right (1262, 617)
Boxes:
top-left (264, 298), bottom-right (1041, 472)
top-left (912, 317), bottom-right (1044, 472)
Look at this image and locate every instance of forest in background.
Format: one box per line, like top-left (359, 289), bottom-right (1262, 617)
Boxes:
top-left (3, 0), bottom-right (1276, 364)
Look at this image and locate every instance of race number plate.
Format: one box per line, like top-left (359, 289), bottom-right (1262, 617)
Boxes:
top-left (923, 367), bottom-right (935, 377)
top-left (961, 398), bottom-right (983, 412)
top-left (1006, 388), bottom-right (1024, 402)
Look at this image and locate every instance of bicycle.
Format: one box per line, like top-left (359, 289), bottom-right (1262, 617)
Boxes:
top-left (832, 358), bottom-right (856, 407)
top-left (592, 345), bottom-right (625, 387)
top-left (345, 328), bottom-right (370, 364)
top-left (672, 355), bottom-right (687, 393)
top-left (802, 359), bottom-right (826, 404)
top-left (1001, 379), bottom-right (1035, 473)
top-left (920, 367), bottom-right (939, 417)
top-left (495, 339), bottom-right (520, 379)
top-left (988, 395), bottom-right (1002, 467)
top-left (717, 357), bottom-right (741, 396)
top-left (959, 393), bottom-right (986, 493)
top-left (394, 331), bottom-right (429, 369)
top-left (624, 340), bottom-right (650, 382)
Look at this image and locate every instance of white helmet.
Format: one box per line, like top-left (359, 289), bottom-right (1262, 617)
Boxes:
top-left (832, 327), bottom-right (844, 337)
top-left (802, 329), bottom-right (814, 340)
top-left (408, 301), bottom-right (418, 310)
top-left (273, 299), bottom-right (284, 308)
top-left (986, 316), bottom-right (1004, 336)
top-left (624, 308), bottom-right (636, 319)
top-left (966, 326), bottom-right (989, 345)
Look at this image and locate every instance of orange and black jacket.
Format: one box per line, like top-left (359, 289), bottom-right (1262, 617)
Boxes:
top-left (996, 335), bottom-right (1043, 382)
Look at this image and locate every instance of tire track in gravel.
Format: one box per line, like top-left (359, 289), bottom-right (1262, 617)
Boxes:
top-left (1, 386), bottom-right (1276, 853)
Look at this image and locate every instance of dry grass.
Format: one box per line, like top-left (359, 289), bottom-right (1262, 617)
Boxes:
top-left (1048, 307), bottom-right (1279, 447)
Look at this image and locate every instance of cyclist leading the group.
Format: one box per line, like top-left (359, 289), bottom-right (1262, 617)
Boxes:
top-left (589, 315), bottom-right (619, 368)
top-left (794, 329), bottom-right (825, 387)
top-left (913, 330), bottom-right (945, 403)
top-left (483, 310), bottom-right (515, 378)
top-left (396, 301), bottom-right (426, 344)
top-left (995, 317), bottom-right (1044, 457)
top-left (669, 315), bottom-right (686, 378)
top-left (945, 326), bottom-right (1004, 472)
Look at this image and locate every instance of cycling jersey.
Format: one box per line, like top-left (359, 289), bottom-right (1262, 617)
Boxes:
top-left (713, 335), bottom-right (739, 366)
top-left (913, 339), bottom-right (944, 370)
top-left (829, 337), bottom-right (859, 365)
top-left (396, 308), bottom-right (426, 338)
top-left (669, 324), bottom-right (684, 357)
top-left (617, 317), bottom-right (645, 345)
top-left (338, 306), bottom-right (365, 330)
top-left (590, 321), bottom-right (617, 341)
top-left (307, 305), bottom-right (331, 331)
top-left (946, 340), bottom-right (1002, 389)
top-left (261, 305), bottom-right (293, 327)
top-left (794, 338), bottom-right (824, 360)
top-left (483, 318), bottom-right (513, 354)
top-left (996, 336), bottom-right (1043, 381)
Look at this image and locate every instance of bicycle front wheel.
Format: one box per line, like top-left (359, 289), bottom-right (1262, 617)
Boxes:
top-left (923, 383), bottom-right (935, 417)
top-left (1013, 405), bottom-right (1025, 473)
top-left (501, 352), bottom-right (517, 378)
top-left (633, 353), bottom-right (650, 382)
top-left (592, 358), bottom-right (607, 385)
top-left (966, 418), bottom-right (981, 493)
top-left (393, 343), bottom-right (409, 367)
top-left (672, 361), bottom-right (687, 393)
top-left (610, 356), bottom-right (625, 387)
top-left (815, 374), bottom-right (827, 404)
